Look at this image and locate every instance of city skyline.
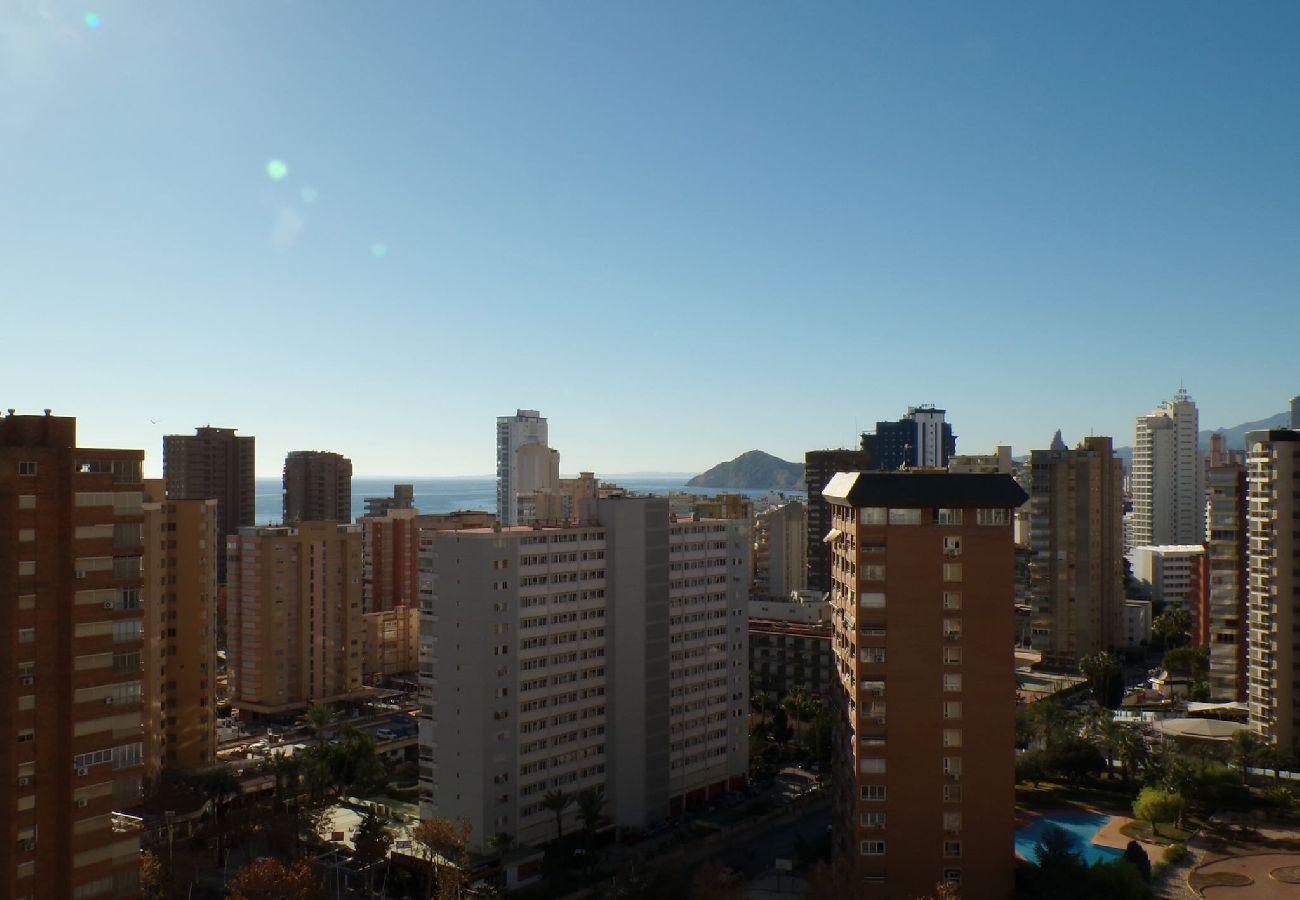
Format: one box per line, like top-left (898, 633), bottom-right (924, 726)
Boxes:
top-left (4, 2), bottom-right (1297, 474)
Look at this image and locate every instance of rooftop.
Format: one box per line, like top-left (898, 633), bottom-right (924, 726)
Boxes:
top-left (821, 470), bottom-right (1028, 508)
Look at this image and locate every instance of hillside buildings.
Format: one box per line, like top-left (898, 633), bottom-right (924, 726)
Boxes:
top-left (225, 522), bottom-right (367, 715)
top-left (823, 469), bottom-right (1026, 899)
top-left (1, 413), bottom-right (146, 900)
top-left (1027, 437), bottom-right (1126, 668)
top-left (496, 409), bottom-right (548, 526)
top-left (1246, 429), bottom-right (1300, 747)
top-left (142, 481), bottom-right (218, 774)
top-left (418, 497), bottom-right (750, 851)
top-left (282, 450), bottom-right (353, 525)
top-left (752, 500), bottom-right (807, 597)
top-left (1131, 390), bottom-right (1205, 549)
top-left (1205, 462), bottom-right (1248, 701)
top-left (163, 426), bottom-right (255, 583)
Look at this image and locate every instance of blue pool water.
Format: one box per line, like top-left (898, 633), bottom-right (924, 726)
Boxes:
top-left (1015, 812), bottom-right (1124, 865)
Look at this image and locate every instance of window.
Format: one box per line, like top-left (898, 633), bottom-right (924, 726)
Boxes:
top-left (944, 841), bottom-right (962, 858)
top-left (943, 756), bottom-right (962, 779)
top-left (943, 701), bottom-right (962, 719)
top-left (942, 591), bottom-right (961, 610)
top-left (943, 563), bottom-right (962, 582)
top-left (937, 508), bottom-right (962, 525)
top-left (19, 628), bottom-right (35, 643)
top-left (944, 811), bottom-right (962, 833)
top-left (861, 785), bottom-right (886, 801)
top-left (943, 784), bottom-right (962, 802)
top-left (942, 536), bottom-right (961, 556)
top-left (860, 758), bottom-right (886, 774)
top-left (860, 592), bottom-right (885, 609)
top-left (943, 729), bottom-right (963, 748)
top-left (888, 508), bottom-right (921, 525)
top-left (112, 742), bottom-right (143, 770)
top-left (944, 673), bottom-right (963, 692)
top-left (19, 494), bottom-right (36, 509)
top-left (862, 564), bottom-right (886, 581)
top-left (943, 869), bottom-right (962, 886)
top-left (860, 841), bottom-right (886, 856)
top-left (19, 461), bottom-right (38, 475)
top-left (943, 647), bottom-right (962, 665)
top-left (859, 508), bottom-right (887, 526)
top-left (942, 618), bottom-right (962, 640)
top-left (977, 508), bottom-right (1010, 526)
top-left (18, 729), bottom-right (35, 743)
top-left (18, 528), bottom-right (35, 542)
top-left (860, 812), bottom-right (886, 829)
top-left (861, 647), bottom-right (887, 665)
top-left (18, 560), bottom-right (35, 576)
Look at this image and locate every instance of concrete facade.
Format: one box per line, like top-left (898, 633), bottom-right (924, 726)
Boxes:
top-left (162, 426), bottom-right (254, 583)
top-left (753, 500), bottom-right (807, 597)
top-left (824, 470), bottom-right (1025, 900)
top-left (1, 413), bottom-right (146, 900)
top-left (226, 523), bottom-right (366, 715)
top-left (282, 450), bottom-right (352, 526)
top-left (496, 410), bottom-right (548, 527)
top-left (142, 481), bottom-right (218, 774)
top-left (1027, 437), bottom-right (1126, 668)
top-left (1131, 391), bottom-right (1205, 549)
top-left (1130, 545), bottom-right (1205, 607)
top-left (1206, 463), bottom-right (1248, 701)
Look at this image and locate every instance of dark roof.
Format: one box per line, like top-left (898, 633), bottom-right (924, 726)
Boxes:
top-left (821, 471), bottom-right (1028, 508)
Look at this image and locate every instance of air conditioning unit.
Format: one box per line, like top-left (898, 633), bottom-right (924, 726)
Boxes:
top-left (76, 798), bottom-right (89, 809)
top-left (76, 768), bottom-right (89, 777)
top-left (103, 600), bottom-right (115, 609)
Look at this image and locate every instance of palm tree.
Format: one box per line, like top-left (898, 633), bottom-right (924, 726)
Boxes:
top-left (751, 690), bottom-right (770, 726)
top-left (191, 769), bottom-right (240, 865)
top-left (783, 687), bottom-right (816, 748)
top-left (1116, 725), bottom-right (1149, 786)
top-left (576, 786), bottom-right (605, 840)
top-left (1084, 709), bottom-right (1123, 779)
top-left (541, 789), bottom-right (573, 841)
top-left (298, 703), bottom-right (340, 749)
top-left (1230, 729), bottom-right (1261, 786)
top-left (488, 831), bottom-right (516, 858)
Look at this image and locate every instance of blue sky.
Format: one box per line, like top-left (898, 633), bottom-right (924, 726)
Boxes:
top-left (2, 2), bottom-right (1296, 475)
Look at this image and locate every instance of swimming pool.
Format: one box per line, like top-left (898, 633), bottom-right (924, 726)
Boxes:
top-left (1015, 811), bottom-right (1124, 866)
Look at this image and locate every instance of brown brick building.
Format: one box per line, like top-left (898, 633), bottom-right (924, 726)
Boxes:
top-left (2, 412), bottom-right (146, 899)
top-left (282, 450), bottom-right (352, 526)
top-left (163, 426), bottom-right (254, 583)
top-left (823, 470), bottom-right (1026, 899)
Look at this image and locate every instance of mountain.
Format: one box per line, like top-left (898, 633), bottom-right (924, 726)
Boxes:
top-left (687, 451), bottom-right (804, 490)
top-left (1110, 409), bottom-right (1291, 469)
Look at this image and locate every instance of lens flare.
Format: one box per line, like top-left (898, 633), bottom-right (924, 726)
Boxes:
top-left (85, 12), bottom-right (101, 29)
top-left (265, 159), bottom-right (288, 181)
top-left (300, 186), bottom-right (318, 204)
top-left (370, 242), bottom-right (388, 258)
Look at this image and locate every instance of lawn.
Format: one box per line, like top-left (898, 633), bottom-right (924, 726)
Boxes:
top-left (1119, 819), bottom-right (1193, 845)
top-left (1016, 781), bottom-right (1138, 814)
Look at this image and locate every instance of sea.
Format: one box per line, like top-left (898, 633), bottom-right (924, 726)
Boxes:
top-left (254, 476), bottom-right (805, 525)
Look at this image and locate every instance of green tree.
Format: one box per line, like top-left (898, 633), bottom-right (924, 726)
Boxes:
top-left (771, 707), bottom-right (794, 747)
top-left (1161, 646), bottom-right (1208, 681)
top-left (352, 810), bottom-right (393, 897)
top-left (411, 817), bottom-right (472, 900)
top-left (191, 768), bottom-right (240, 865)
top-left (1026, 699), bottom-right (1068, 750)
top-left (1132, 787), bottom-right (1185, 836)
top-left (1123, 840), bottom-right (1152, 882)
top-left (1116, 726), bottom-right (1150, 786)
top-left (1084, 709), bottom-right (1125, 778)
top-left (541, 789), bottom-right (573, 841)
top-left (782, 686), bottom-right (816, 746)
top-left (1152, 608), bottom-right (1190, 651)
top-left (1229, 729), bottom-right (1261, 786)
top-left (298, 702), bottom-right (340, 749)
top-left (488, 831), bottom-right (516, 856)
top-left (1079, 651), bottom-right (1123, 707)
top-left (141, 849), bottom-right (170, 900)
top-left (576, 786), bottom-right (606, 840)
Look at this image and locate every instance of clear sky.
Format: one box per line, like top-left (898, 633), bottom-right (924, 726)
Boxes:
top-left (2, 2), bottom-right (1296, 476)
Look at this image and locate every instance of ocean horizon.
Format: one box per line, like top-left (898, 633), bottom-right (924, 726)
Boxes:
top-left (254, 476), bottom-right (804, 525)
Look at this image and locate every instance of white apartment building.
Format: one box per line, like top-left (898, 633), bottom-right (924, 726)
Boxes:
top-left (1131, 390), bottom-right (1205, 548)
top-left (496, 410), bottom-right (548, 527)
top-left (418, 497), bottom-right (749, 851)
top-left (753, 500), bottom-right (807, 597)
top-left (1129, 545), bottom-right (1204, 607)
top-left (1123, 599), bottom-right (1153, 648)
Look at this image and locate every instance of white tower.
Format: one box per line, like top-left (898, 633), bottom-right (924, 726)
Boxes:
top-left (1131, 389), bottom-right (1204, 548)
top-left (495, 410), bottom-right (548, 526)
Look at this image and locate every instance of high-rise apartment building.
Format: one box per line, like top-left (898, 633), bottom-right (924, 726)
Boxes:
top-left (496, 410), bottom-right (548, 526)
top-left (749, 592), bottom-right (834, 699)
top-left (364, 483), bottom-right (415, 518)
top-left (1027, 437), bottom-right (1125, 668)
top-left (806, 448), bottom-right (876, 594)
top-left (1130, 545), bottom-right (1206, 607)
top-left (226, 522), bottom-right (366, 715)
top-left (865, 406), bottom-right (957, 471)
top-left (361, 508), bottom-right (497, 613)
top-left (823, 470), bottom-right (1025, 899)
top-left (282, 450), bottom-right (353, 525)
top-left (753, 500), bottom-right (807, 597)
top-left (142, 481), bottom-right (218, 774)
top-left (162, 426), bottom-right (255, 582)
top-left (1246, 430), bottom-right (1300, 747)
top-left (1205, 463), bottom-right (1247, 701)
top-left (418, 497), bottom-right (749, 851)
top-left (2, 412), bottom-right (146, 900)
top-left (1131, 390), bottom-right (1205, 548)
